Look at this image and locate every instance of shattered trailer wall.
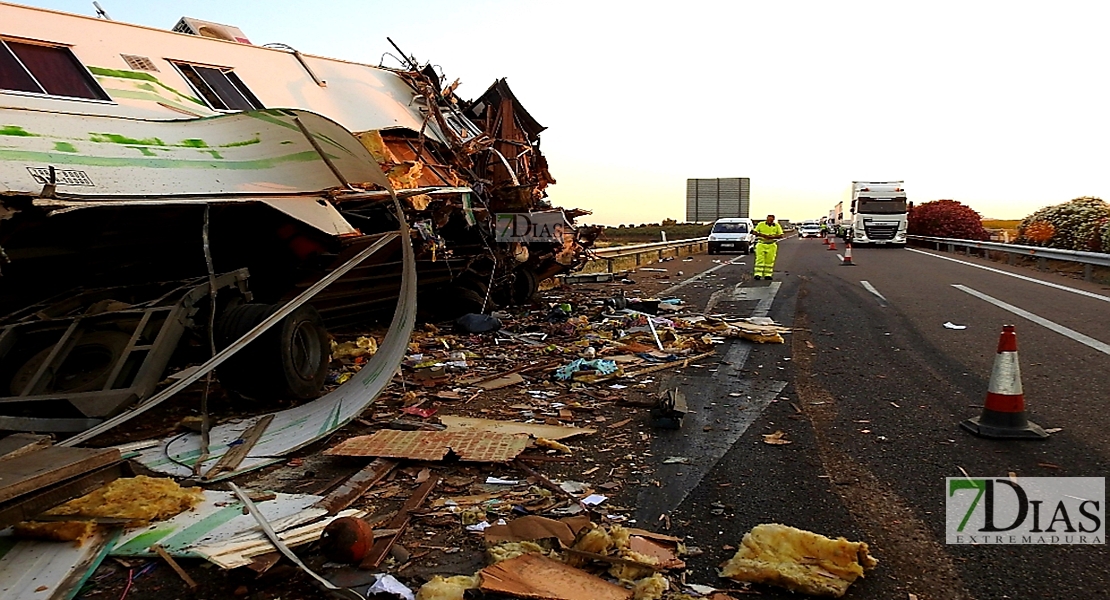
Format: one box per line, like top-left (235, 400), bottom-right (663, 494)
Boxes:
top-left (0, 2), bottom-right (595, 430)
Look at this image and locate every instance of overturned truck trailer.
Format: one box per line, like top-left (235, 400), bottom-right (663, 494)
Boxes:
top-left (0, 4), bottom-right (594, 432)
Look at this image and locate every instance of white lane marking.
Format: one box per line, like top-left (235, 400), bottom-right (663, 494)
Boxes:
top-left (860, 280), bottom-right (889, 303)
top-left (909, 248), bottom-right (1110, 304)
top-left (953, 284), bottom-right (1110, 356)
top-left (753, 282), bottom-right (782, 317)
top-left (661, 255), bottom-right (745, 296)
top-left (836, 254), bottom-right (844, 261)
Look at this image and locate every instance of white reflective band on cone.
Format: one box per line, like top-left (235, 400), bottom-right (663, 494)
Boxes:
top-left (987, 352), bottom-right (1024, 395)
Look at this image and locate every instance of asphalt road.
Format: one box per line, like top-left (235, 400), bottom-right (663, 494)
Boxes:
top-left (648, 238), bottom-right (1109, 599)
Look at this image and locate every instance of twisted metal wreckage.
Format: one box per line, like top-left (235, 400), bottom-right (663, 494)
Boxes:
top-left (0, 52), bottom-right (598, 436)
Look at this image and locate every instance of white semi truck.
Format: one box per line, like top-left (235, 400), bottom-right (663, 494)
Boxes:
top-left (841, 181), bottom-right (909, 246)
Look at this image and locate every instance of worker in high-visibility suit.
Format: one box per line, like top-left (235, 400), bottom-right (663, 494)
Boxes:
top-left (753, 214), bottom-right (785, 280)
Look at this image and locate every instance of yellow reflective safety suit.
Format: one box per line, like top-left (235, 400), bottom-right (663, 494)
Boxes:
top-left (753, 221), bottom-right (784, 278)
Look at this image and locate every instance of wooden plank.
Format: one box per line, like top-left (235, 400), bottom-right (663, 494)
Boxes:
top-left (358, 475), bottom-right (436, 569)
top-left (153, 544), bottom-right (198, 589)
top-left (0, 434), bottom-right (51, 462)
top-left (202, 414), bottom-right (274, 481)
top-left (0, 462), bottom-right (125, 529)
top-left (0, 446), bottom-right (120, 503)
top-left (314, 458), bottom-right (397, 515)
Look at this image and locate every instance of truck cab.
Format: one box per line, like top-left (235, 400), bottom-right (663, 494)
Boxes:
top-left (846, 181), bottom-right (909, 246)
top-left (707, 218), bottom-right (755, 254)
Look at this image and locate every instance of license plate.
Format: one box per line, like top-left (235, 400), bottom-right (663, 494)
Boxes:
top-left (720, 243), bottom-right (734, 247)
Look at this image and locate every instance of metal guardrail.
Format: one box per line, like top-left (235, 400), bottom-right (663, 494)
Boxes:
top-left (908, 235), bottom-right (1110, 280)
top-left (592, 237), bottom-right (708, 258)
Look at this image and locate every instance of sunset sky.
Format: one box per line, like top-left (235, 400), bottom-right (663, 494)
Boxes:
top-left (25, 0), bottom-right (1110, 225)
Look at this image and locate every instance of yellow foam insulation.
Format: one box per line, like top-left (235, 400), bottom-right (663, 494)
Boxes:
top-left (415, 574), bottom-right (479, 600)
top-left (487, 541), bottom-right (547, 563)
top-left (386, 161), bottom-right (424, 190)
top-left (12, 520), bottom-right (95, 544)
top-left (632, 573), bottom-right (669, 600)
top-left (608, 561), bottom-right (655, 582)
top-left (719, 523), bottom-right (878, 598)
top-left (567, 525), bottom-right (614, 567)
top-left (355, 130), bottom-right (398, 165)
top-left (41, 476), bottom-right (203, 526)
top-left (407, 194), bottom-right (433, 211)
top-left (535, 438), bottom-right (572, 454)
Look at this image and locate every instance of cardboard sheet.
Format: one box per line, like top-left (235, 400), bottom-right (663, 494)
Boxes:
top-left (484, 515), bottom-right (591, 547)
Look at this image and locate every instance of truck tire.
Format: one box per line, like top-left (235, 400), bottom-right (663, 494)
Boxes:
top-left (216, 303), bottom-right (330, 401)
top-left (506, 267), bottom-right (538, 305)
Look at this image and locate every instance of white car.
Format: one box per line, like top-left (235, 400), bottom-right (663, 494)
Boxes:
top-left (708, 218), bottom-right (755, 254)
top-left (799, 222), bottom-right (822, 238)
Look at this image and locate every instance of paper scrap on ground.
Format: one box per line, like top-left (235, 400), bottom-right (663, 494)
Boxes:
top-left (719, 523), bottom-right (878, 598)
top-left (943, 322), bottom-right (967, 330)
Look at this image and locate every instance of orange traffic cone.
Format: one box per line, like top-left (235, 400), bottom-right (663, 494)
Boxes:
top-left (822, 235), bottom-right (830, 245)
top-left (827, 238), bottom-right (838, 251)
top-left (840, 243), bottom-right (856, 266)
top-left (960, 325), bottom-right (1048, 439)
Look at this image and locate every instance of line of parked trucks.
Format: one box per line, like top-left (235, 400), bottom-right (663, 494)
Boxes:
top-left (825, 181), bottom-right (909, 247)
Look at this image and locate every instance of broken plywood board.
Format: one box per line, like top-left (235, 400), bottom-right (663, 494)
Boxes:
top-left (0, 435), bottom-right (51, 462)
top-left (440, 416), bottom-right (596, 440)
top-left (133, 210), bottom-right (417, 480)
top-left (479, 552), bottom-right (633, 600)
top-left (325, 430), bottom-right (530, 462)
top-left (0, 528), bottom-right (120, 600)
top-left (475, 372), bottom-right (525, 391)
top-left (314, 458), bottom-right (397, 515)
top-left (0, 446), bottom-right (121, 504)
top-left (110, 491), bottom-right (326, 564)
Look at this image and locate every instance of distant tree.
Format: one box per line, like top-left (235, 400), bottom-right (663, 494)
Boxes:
top-left (618, 224), bottom-right (626, 229)
top-left (661, 218), bottom-right (677, 226)
top-left (1017, 196), bottom-right (1110, 252)
top-left (908, 200), bottom-right (989, 240)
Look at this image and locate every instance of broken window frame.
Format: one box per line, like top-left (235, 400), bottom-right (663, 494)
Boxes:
top-left (0, 36), bottom-right (112, 102)
top-left (168, 60), bottom-right (263, 111)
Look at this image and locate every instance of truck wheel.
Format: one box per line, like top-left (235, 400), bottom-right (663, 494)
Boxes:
top-left (507, 267), bottom-right (538, 305)
top-left (216, 303), bottom-right (330, 400)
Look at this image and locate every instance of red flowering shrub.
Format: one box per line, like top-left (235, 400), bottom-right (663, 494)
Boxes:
top-left (908, 200), bottom-right (989, 240)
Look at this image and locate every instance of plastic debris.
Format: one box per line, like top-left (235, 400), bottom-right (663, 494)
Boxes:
top-left (455, 313), bottom-right (502, 333)
top-left (943, 322), bottom-right (967, 330)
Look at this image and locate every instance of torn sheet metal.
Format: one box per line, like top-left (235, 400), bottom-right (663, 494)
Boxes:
top-left (131, 195), bottom-right (415, 479)
top-left (440, 416), bottom-right (596, 440)
top-left (0, 107), bottom-right (384, 201)
top-left (324, 430), bottom-right (530, 463)
top-left (0, 528), bottom-right (120, 600)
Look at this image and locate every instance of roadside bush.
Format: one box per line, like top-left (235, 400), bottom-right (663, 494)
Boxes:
top-left (907, 200), bottom-right (989, 240)
top-left (1017, 197), bottom-right (1110, 252)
